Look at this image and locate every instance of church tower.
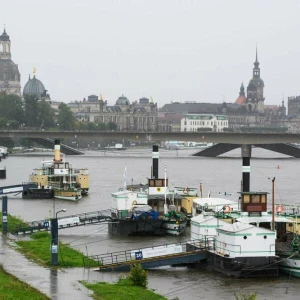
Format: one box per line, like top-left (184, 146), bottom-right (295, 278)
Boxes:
top-left (246, 47), bottom-right (265, 114)
top-left (0, 27), bottom-right (21, 96)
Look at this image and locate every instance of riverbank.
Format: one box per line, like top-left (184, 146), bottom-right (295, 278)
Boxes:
top-left (0, 228), bottom-right (167, 299)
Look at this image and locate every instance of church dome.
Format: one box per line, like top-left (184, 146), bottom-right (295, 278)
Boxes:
top-left (0, 29), bottom-right (9, 41)
top-left (23, 75), bottom-right (46, 98)
top-left (0, 59), bottom-right (20, 81)
top-left (116, 94), bottom-right (130, 105)
top-left (247, 77), bottom-right (264, 91)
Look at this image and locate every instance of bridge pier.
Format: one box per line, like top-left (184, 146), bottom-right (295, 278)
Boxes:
top-left (241, 145), bottom-right (251, 192)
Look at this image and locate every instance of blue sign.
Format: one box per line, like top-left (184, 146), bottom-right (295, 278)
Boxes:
top-left (135, 251), bottom-right (143, 260)
top-left (43, 221), bottom-right (49, 228)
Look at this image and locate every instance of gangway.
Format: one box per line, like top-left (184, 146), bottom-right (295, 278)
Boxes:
top-left (0, 183), bottom-right (38, 196)
top-left (10, 209), bottom-right (112, 235)
top-left (86, 239), bottom-right (214, 271)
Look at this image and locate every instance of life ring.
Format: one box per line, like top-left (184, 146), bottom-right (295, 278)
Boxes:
top-left (276, 205), bottom-right (284, 213)
top-left (223, 205), bottom-right (231, 213)
top-left (132, 200), bottom-right (137, 206)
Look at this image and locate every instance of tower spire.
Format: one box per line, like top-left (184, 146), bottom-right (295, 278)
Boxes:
top-left (253, 44), bottom-right (260, 78)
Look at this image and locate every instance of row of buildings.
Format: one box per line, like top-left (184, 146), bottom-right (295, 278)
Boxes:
top-left (1, 27), bottom-right (300, 132)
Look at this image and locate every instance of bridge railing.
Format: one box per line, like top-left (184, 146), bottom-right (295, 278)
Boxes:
top-left (85, 237), bottom-right (215, 268)
top-left (10, 209), bottom-right (112, 235)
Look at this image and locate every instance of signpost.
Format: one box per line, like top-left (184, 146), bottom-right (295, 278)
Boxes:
top-left (2, 195), bottom-right (7, 234)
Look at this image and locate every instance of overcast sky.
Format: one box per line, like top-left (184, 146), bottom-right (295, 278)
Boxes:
top-left (1, 0), bottom-right (300, 107)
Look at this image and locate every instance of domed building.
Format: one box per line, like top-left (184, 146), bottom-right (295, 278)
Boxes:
top-left (246, 48), bottom-right (265, 114)
top-left (116, 94), bottom-right (130, 106)
top-left (0, 28), bottom-right (21, 96)
top-left (23, 72), bottom-right (48, 99)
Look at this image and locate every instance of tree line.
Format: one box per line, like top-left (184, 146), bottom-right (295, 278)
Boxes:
top-left (0, 92), bottom-right (117, 131)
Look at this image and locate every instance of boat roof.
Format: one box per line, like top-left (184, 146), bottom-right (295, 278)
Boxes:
top-left (218, 222), bottom-right (254, 233)
top-left (193, 197), bottom-right (237, 206)
top-left (236, 216), bottom-right (295, 224)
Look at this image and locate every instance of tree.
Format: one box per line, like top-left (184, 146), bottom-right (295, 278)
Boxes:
top-left (38, 100), bottom-right (55, 129)
top-left (108, 122), bottom-right (117, 131)
top-left (0, 93), bottom-right (24, 126)
top-left (24, 95), bottom-right (40, 127)
top-left (57, 103), bottom-right (75, 130)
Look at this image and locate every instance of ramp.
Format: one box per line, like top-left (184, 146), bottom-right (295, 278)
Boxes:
top-left (87, 239), bottom-right (213, 271)
top-left (10, 209), bottom-right (112, 235)
top-left (0, 183), bottom-right (38, 196)
top-left (192, 143), bottom-right (240, 157)
top-left (30, 138), bottom-right (83, 155)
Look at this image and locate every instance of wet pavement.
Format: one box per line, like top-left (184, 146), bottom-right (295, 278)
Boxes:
top-left (0, 234), bottom-right (95, 300)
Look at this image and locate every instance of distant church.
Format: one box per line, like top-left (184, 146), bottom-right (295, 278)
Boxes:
top-left (0, 28), bottom-right (21, 96)
top-left (235, 47), bottom-right (265, 114)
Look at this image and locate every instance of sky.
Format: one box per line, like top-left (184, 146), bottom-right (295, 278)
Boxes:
top-left (1, 0), bottom-right (300, 107)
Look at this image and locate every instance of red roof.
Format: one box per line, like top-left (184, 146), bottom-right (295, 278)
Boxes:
top-left (235, 95), bottom-right (246, 105)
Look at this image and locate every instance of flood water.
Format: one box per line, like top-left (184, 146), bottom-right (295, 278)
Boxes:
top-left (1, 147), bottom-right (300, 299)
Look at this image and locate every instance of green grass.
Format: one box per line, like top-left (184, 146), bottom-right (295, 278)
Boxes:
top-left (0, 213), bottom-right (29, 233)
top-left (0, 264), bottom-right (50, 300)
top-left (15, 232), bottom-right (98, 268)
top-left (81, 278), bottom-right (167, 300)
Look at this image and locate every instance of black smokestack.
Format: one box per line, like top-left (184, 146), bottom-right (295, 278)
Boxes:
top-left (241, 145), bottom-right (251, 192)
top-left (152, 145), bottom-right (159, 179)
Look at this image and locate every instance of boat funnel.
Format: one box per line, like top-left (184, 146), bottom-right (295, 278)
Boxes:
top-left (152, 145), bottom-right (159, 179)
top-left (54, 140), bottom-right (61, 162)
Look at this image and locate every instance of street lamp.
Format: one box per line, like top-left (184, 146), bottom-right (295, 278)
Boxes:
top-left (50, 208), bottom-right (66, 266)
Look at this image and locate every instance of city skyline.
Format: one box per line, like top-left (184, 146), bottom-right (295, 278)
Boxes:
top-left (1, 0), bottom-right (300, 106)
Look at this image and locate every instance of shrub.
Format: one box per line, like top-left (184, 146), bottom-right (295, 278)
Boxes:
top-left (128, 264), bottom-right (148, 288)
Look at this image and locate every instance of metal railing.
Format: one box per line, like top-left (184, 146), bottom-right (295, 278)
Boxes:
top-left (85, 237), bottom-right (214, 268)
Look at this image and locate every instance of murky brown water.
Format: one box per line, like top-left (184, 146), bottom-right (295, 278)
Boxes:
top-left (1, 147), bottom-right (300, 299)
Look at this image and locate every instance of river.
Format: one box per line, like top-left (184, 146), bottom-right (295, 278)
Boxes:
top-left (1, 147), bottom-right (300, 299)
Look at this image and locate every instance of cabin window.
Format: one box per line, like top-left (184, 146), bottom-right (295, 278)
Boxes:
top-left (156, 179), bottom-right (163, 187)
top-left (261, 195), bottom-right (266, 203)
top-left (243, 195), bottom-right (250, 203)
top-left (251, 195), bottom-right (260, 204)
top-left (243, 236), bottom-right (247, 240)
top-left (54, 163), bottom-right (60, 169)
top-left (264, 236), bottom-right (267, 239)
top-left (149, 179), bottom-right (155, 187)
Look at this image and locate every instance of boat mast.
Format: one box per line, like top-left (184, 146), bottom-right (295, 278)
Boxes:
top-left (164, 165), bottom-right (168, 214)
top-left (271, 177), bottom-right (275, 231)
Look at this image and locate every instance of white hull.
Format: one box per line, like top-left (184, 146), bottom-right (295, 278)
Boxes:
top-left (54, 195), bottom-right (81, 201)
top-left (54, 190), bottom-right (82, 202)
top-left (279, 257), bottom-right (300, 277)
top-left (163, 220), bottom-right (187, 236)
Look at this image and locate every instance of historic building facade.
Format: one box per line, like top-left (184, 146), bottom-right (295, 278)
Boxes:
top-left (0, 28), bottom-right (21, 96)
top-left (68, 95), bottom-right (158, 131)
top-left (181, 114), bottom-right (228, 132)
top-left (159, 48), bottom-right (287, 131)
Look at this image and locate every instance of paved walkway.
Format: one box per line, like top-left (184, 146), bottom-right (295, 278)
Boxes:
top-left (0, 234), bottom-right (94, 300)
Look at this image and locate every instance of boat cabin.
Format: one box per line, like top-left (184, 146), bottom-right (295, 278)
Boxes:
top-left (239, 191), bottom-right (268, 215)
top-left (148, 178), bottom-right (168, 196)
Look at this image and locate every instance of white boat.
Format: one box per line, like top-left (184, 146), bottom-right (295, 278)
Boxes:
top-left (190, 190), bottom-right (300, 277)
top-left (108, 189), bottom-right (165, 236)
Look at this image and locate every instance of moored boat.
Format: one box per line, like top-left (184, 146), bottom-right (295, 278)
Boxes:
top-left (28, 140), bottom-right (87, 201)
top-left (108, 189), bottom-right (165, 236)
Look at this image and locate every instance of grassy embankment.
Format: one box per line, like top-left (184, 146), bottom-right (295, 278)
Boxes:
top-left (0, 214), bottom-right (168, 299)
top-left (0, 212), bottom-right (97, 267)
top-left (81, 278), bottom-right (167, 300)
top-left (0, 264), bottom-right (50, 300)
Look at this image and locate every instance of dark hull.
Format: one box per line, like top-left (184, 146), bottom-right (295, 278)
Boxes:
top-left (207, 252), bottom-right (279, 278)
top-left (22, 188), bottom-right (54, 199)
top-left (108, 218), bottom-right (165, 236)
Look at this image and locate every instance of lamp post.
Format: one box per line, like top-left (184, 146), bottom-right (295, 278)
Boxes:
top-left (50, 209), bottom-right (66, 266)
